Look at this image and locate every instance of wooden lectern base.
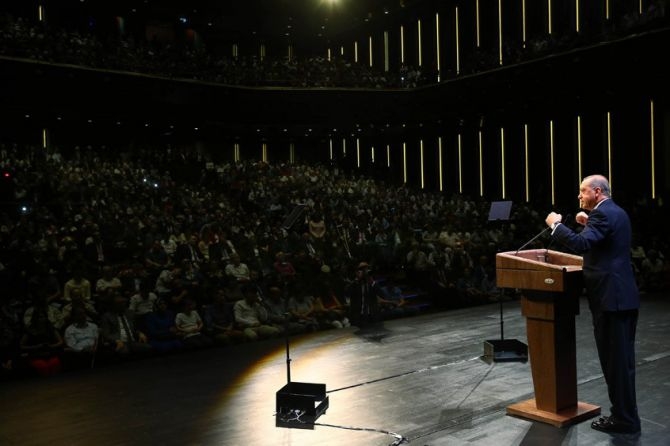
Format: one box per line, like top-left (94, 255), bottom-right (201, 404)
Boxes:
top-left (507, 399), bottom-right (601, 428)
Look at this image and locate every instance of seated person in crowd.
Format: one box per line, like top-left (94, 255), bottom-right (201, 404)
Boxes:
top-left (233, 286), bottom-right (282, 341)
top-left (128, 282), bottom-right (158, 330)
top-left (376, 282), bottom-right (417, 320)
top-left (313, 288), bottom-right (350, 329)
top-left (155, 264), bottom-right (188, 312)
top-left (100, 293), bottom-right (152, 356)
top-left (95, 265), bottom-right (123, 303)
top-left (203, 290), bottom-right (249, 345)
top-left (20, 301), bottom-right (64, 377)
top-left (24, 293), bottom-right (65, 332)
top-left (63, 306), bottom-right (99, 368)
top-left (61, 288), bottom-right (98, 327)
top-left (287, 291), bottom-right (320, 332)
top-left (262, 286), bottom-right (304, 335)
top-left (455, 267), bottom-right (492, 304)
top-left (144, 298), bottom-right (183, 353)
top-left (273, 252), bottom-right (297, 283)
top-left (63, 265), bottom-right (92, 303)
top-left (311, 263), bottom-right (350, 328)
top-left (225, 253), bottom-right (251, 284)
top-left (144, 239), bottom-right (170, 273)
top-left (175, 299), bottom-right (212, 349)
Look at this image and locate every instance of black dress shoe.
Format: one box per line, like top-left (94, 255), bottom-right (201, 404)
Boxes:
top-left (591, 416), bottom-right (641, 434)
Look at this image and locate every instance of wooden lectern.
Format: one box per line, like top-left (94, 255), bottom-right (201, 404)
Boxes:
top-left (496, 249), bottom-right (600, 427)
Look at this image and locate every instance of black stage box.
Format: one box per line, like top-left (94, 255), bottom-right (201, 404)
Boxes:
top-left (483, 339), bottom-right (528, 363)
top-left (276, 382), bottom-right (329, 429)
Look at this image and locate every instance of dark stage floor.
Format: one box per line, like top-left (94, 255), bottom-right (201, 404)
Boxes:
top-left (1, 293), bottom-right (668, 446)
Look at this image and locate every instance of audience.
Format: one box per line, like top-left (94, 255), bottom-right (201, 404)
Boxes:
top-left (2, 8), bottom-right (665, 91)
top-left (0, 138), bottom-right (666, 380)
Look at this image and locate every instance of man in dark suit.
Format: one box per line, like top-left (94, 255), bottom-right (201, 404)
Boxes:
top-left (346, 262), bottom-right (381, 328)
top-left (546, 174), bottom-right (640, 434)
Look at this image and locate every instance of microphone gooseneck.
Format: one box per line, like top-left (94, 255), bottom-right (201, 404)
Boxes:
top-left (515, 226), bottom-right (551, 255)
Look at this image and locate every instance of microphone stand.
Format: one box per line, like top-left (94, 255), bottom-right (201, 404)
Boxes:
top-left (483, 223), bottom-right (551, 363)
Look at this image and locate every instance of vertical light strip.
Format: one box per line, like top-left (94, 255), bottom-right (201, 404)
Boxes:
top-left (371, 146), bottom-right (376, 163)
top-left (438, 137), bottom-right (444, 192)
top-left (476, 0), bottom-right (481, 47)
top-left (500, 127), bottom-right (506, 198)
top-left (650, 100), bottom-right (656, 199)
top-left (403, 142), bottom-right (408, 184)
top-left (38, 6), bottom-right (44, 21)
top-left (289, 143), bottom-right (295, 164)
top-left (369, 36), bottom-right (373, 67)
top-left (233, 44), bottom-right (239, 58)
top-left (384, 31), bottom-right (389, 72)
top-left (386, 144), bottom-right (391, 168)
top-left (455, 7), bottom-right (460, 75)
top-left (522, 0), bottom-right (527, 47)
top-left (356, 138), bottom-right (361, 168)
top-left (575, 0), bottom-right (581, 33)
top-left (420, 140), bottom-right (425, 189)
top-left (458, 134), bottom-right (463, 193)
top-left (639, 0), bottom-right (644, 14)
top-left (577, 115), bottom-right (583, 181)
top-left (417, 19), bottom-right (422, 67)
top-left (400, 26), bottom-right (405, 64)
top-left (234, 143), bottom-right (240, 162)
top-left (340, 46), bottom-right (345, 56)
top-left (478, 130), bottom-right (484, 196)
top-left (498, 0), bottom-right (503, 65)
top-left (435, 13), bottom-right (441, 82)
top-left (42, 128), bottom-right (48, 149)
top-left (327, 48), bottom-right (331, 61)
top-left (524, 124), bottom-right (530, 202)
top-left (548, 0), bottom-right (553, 34)
top-left (607, 111), bottom-right (613, 186)
top-left (262, 143), bottom-right (268, 162)
top-left (550, 120), bottom-right (556, 205)
top-left (606, 0), bottom-right (611, 20)
top-left (329, 138), bottom-right (334, 160)
top-left (354, 41), bottom-right (359, 63)
top-left (342, 138), bottom-right (347, 156)
top-left (260, 44), bottom-right (266, 61)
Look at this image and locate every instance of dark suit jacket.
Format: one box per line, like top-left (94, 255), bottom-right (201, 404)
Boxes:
top-left (347, 278), bottom-right (382, 321)
top-left (174, 243), bottom-right (203, 265)
top-left (552, 199), bottom-right (639, 312)
top-left (100, 310), bottom-right (141, 343)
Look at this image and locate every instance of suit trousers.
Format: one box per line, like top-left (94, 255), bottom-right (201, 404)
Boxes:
top-left (592, 309), bottom-right (640, 430)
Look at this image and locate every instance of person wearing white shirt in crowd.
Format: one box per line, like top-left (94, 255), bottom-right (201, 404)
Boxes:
top-left (175, 299), bottom-right (212, 349)
top-left (64, 306), bottom-right (99, 353)
top-left (233, 286), bottom-right (281, 341)
top-left (225, 253), bottom-right (251, 283)
top-left (129, 282), bottom-right (158, 328)
top-left (63, 267), bottom-right (92, 303)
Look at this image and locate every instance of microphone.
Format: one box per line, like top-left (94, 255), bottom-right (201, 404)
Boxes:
top-left (515, 213), bottom-right (571, 255)
top-left (515, 226), bottom-right (551, 255)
